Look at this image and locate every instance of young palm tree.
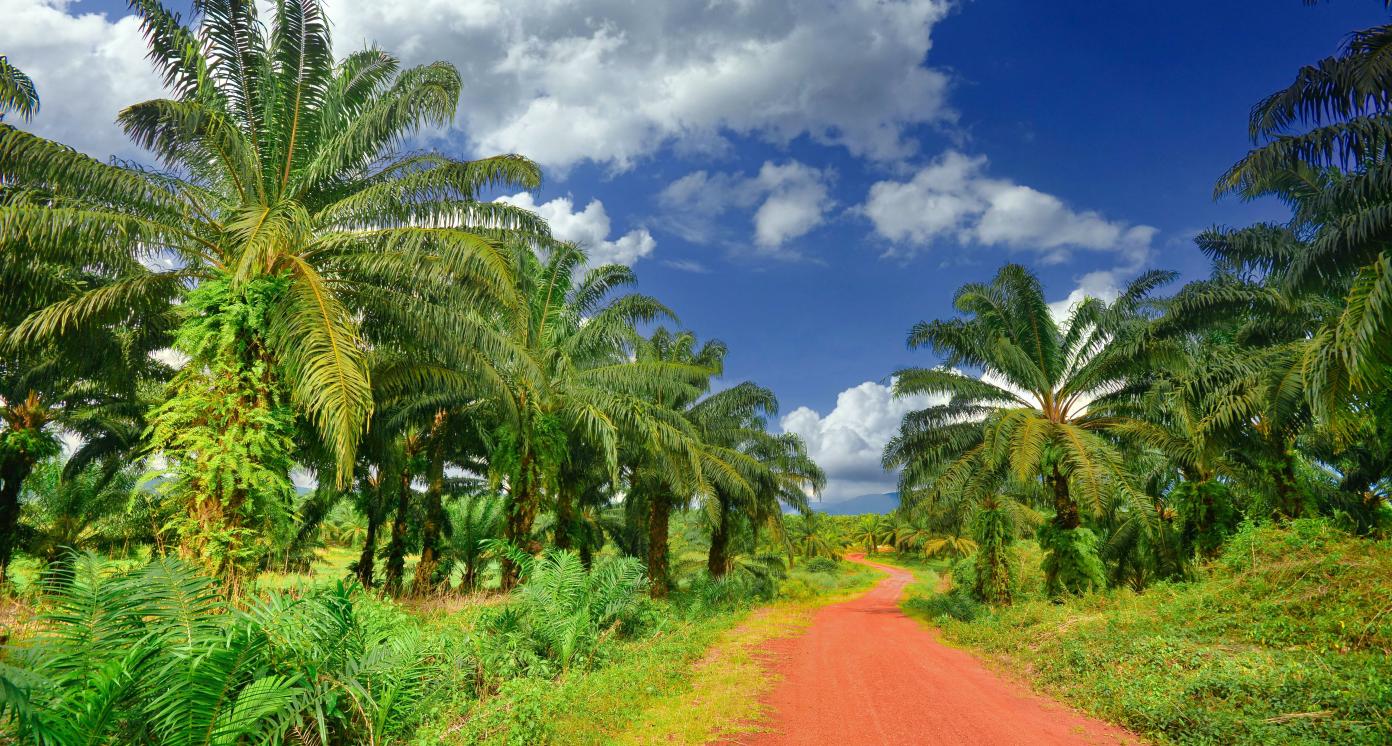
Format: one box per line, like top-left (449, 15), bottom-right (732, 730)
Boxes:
top-left (1, 0), bottom-right (544, 590)
top-left (447, 492), bottom-right (505, 591)
top-left (0, 55), bottom-right (37, 122)
top-left (22, 457), bottom-right (141, 584)
top-left (884, 264), bottom-right (1173, 594)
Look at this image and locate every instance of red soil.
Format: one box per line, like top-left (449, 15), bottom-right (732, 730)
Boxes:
top-left (734, 554), bottom-right (1138, 745)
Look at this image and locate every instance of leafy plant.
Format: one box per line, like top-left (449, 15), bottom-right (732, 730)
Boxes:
top-left (0, 553), bottom-right (449, 745)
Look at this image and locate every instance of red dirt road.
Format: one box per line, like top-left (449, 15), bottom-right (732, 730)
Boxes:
top-left (737, 554), bottom-right (1137, 745)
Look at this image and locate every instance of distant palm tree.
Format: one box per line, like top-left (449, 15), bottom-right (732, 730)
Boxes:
top-left (852, 514), bottom-right (891, 554)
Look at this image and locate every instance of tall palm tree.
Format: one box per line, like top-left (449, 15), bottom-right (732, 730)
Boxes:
top-left (624, 328), bottom-right (726, 596)
top-left (485, 243), bottom-right (706, 589)
top-left (1, 0), bottom-right (544, 589)
top-left (1218, 20), bottom-right (1392, 411)
top-left (0, 55), bottom-right (37, 122)
top-left (705, 430), bottom-right (823, 578)
top-left (884, 264), bottom-right (1173, 594)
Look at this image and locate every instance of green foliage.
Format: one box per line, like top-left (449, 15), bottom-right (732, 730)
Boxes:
top-left (922, 520), bottom-right (1392, 744)
top-left (1040, 525), bottom-right (1106, 596)
top-left (477, 546), bottom-right (654, 677)
top-left (0, 553), bottom-right (451, 745)
top-left (146, 277), bottom-right (298, 591)
top-left (1171, 480), bottom-right (1241, 558)
top-left (971, 505), bottom-right (1015, 604)
top-left (804, 556), bottom-right (839, 574)
top-left (0, 55), bottom-right (39, 122)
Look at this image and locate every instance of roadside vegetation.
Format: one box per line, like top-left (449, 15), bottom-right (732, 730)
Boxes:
top-left (887, 520), bottom-right (1391, 744)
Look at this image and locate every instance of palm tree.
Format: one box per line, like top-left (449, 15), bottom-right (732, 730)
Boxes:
top-left (884, 264), bottom-right (1173, 594)
top-left (447, 492), bottom-right (505, 591)
top-left (1218, 21), bottom-right (1392, 412)
top-left (0, 55), bottom-right (38, 122)
top-left (22, 457), bottom-right (140, 584)
top-left (623, 328), bottom-right (726, 596)
top-left (851, 514), bottom-right (890, 555)
top-left (485, 243), bottom-right (706, 589)
top-left (1, 0), bottom-right (544, 590)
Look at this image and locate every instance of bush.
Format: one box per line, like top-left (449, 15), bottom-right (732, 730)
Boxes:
top-left (0, 552), bottom-right (448, 745)
top-left (1040, 525), bottom-right (1106, 596)
top-left (927, 520), bottom-right (1392, 744)
top-left (904, 589), bottom-right (983, 622)
top-left (475, 548), bottom-right (654, 680)
top-left (804, 556), bottom-right (839, 574)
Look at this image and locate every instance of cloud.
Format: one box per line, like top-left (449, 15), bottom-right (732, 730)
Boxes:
top-left (325, 0), bottom-right (953, 171)
top-left (780, 380), bottom-right (945, 503)
top-left (496, 193), bottom-right (655, 267)
top-left (7, 0), bottom-right (954, 170)
top-left (658, 160), bottom-right (834, 258)
top-left (862, 151), bottom-right (1158, 265)
top-left (662, 259), bottom-right (709, 273)
top-left (1045, 269), bottom-right (1123, 322)
top-left (0, 0), bottom-right (163, 158)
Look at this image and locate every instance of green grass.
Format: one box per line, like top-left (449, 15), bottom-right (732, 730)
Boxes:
top-left (894, 520), bottom-right (1392, 745)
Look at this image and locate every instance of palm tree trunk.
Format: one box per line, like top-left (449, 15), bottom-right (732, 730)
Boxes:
top-left (1274, 450), bottom-right (1302, 519)
top-left (411, 413), bottom-right (449, 596)
top-left (384, 467), bottom-right (413, 596)
top-left (554, 489), bottom-right (575, 551)
top-left (0, 454), bottom-right (33, 586)
top-left (1051, 463), bottom-right (1080, 530)
top-left (500, 452), bottom-right (539, 591)
top-left (356, 508), bottom-right (379, 588)
top-left (647, 494), bottom-right (671, 597)
top-left (708, 495), bottom-right (731, 578)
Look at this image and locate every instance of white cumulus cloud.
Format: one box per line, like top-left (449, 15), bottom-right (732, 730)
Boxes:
top-left (5, 0), bottom-right (955, 170)
top-left (314, 0), bottom-right (955, 171)
top-left (0, 0), bottom-right (162, 158)
top-left (496, 192), bottom-right (655, 267)
top-left (862, 151), bottom-right (1157, 266)
top-left (781, 380), bottom-right (945, 503)
top-left (658, 160), bottom-right (834, 258)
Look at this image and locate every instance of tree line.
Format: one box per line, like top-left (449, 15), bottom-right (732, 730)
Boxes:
top-left (882, 17), bottom-right (1392, 602)
top-left (0, 0), bottom-right (822, 601)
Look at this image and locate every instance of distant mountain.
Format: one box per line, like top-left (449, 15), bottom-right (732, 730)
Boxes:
top-left (816, 492), bottom-right (899, 516)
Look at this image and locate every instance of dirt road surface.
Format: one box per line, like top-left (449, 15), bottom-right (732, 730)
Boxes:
top-left (735, 554), bottom-right (1137, 745)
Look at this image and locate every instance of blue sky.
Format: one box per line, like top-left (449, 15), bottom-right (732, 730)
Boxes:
top-left (3, 0), bottom-right (1385, 500)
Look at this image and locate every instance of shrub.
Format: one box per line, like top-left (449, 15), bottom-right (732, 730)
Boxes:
top-left (476, 547), bottom-right (653, 678)
top-left (804, 556), bottom-right (839, 574)
top-left (1040, 525), bottom-right (1106, 596)
top-left (0, 552), bottom-right (447, 745)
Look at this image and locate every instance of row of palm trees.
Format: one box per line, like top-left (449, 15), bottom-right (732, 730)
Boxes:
top-left (883, 14), bottom-right (1392, 601)
top-left (0, 0), bottom-right (822, 597)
